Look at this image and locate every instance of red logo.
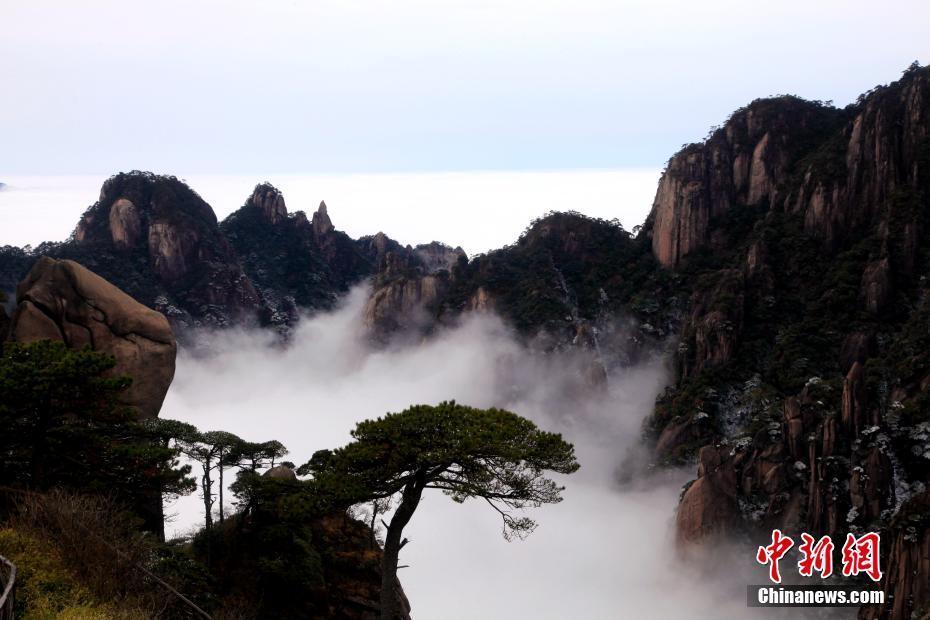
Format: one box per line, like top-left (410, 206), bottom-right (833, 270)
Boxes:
top-left (840, 532), bottom-right (882, 582)
top-left (798, 533), bottom-right (834, 578)
top-left (756, 529), bottom-right (794, 583)
top-left (756, 530), bottom-right (881, 583)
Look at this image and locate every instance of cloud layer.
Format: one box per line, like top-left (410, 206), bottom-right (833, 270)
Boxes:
top-left (0, 170), bottom-right (659, 255)
top-left (162, 287), bottom-right (783, 618)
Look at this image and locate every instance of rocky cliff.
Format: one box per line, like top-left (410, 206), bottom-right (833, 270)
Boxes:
top-left (364, 210), bottom-right (676, 348)
top-left (0, 174), bottom-right (411, 335)
top-left (69, 172), bottom-right (261, 326)
top-left (362, 241), bottom-right (465, 337)
top-left (650, 96), bottom-right (844, 267)
top-left (0, 63), bottom-right (927, 619)
top-left (645, 63), bottom-right (930, 619)
top-left (220, 183), bottom-right (375, 331)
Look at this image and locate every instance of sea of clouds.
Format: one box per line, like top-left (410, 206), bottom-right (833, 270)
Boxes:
top-left (0, 172), bottom-right (850, 618)
top-left (159, 286), bottom-right (791, 619)
top-left (0, 169), bottom-right (659, 257)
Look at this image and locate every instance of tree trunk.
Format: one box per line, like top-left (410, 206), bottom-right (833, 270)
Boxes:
top-left (202, 466), bottom-right (213, 531)
top-left (218, 456), bottom-right (224, 525)
top-left (380, 471), bottom-right (425, 620)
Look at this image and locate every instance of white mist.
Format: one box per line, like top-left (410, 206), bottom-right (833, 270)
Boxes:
top-left (160, 287), bottom-right (773, 618)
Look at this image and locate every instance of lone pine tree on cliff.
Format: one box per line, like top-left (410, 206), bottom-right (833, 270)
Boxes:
top-left (300, 401), bottom-right (579, 620)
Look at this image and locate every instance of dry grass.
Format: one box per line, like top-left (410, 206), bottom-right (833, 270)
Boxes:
top-left (5, 489), bottom-right (197, 618)
top-left (0, 526), bottom-right (147, 619)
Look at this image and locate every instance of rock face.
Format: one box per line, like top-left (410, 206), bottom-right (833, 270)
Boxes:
top-left (676, 446), bottom-right (739, 545)
top-left (8, 257), bottom-right (176, 418)
top-left (362, 242), bottom-right (462, 337)
top-left (651, 65), bottom-right (930, 268)
top-left (650, 97), bottom-right (844, 267)
top-left (646, 65), bottom-right (930, 619)
top-left (364, 272), bottom-right (449, 336)
top-left (859, 491), bottom-right (930, 620)
top-left (679, 269), bottom-right (743, 378)
top-left (413, 242), bottom-right (466, 274)
top-left (312, 200), bottom-right (334, 237)
top-left (69, 171), bottom-right (261, 327)
top-left (361, 210), bottom-right (675, 360)
top-left (860, 258), bottom-right (892, 314)
top-left (248, 183), bottom-right (288, 225)
top-left (312, 514), bottom-right (412, 620)
top-left (220, 184), bottom-right (379, 332)
top-left (108, 198), bottom-right (143, 250)
top-left (0, 175), bottom-right (402, 335)
top-left (791, 70), bottom-right (930, 248)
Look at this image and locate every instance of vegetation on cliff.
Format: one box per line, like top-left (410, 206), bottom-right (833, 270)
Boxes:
top-left (1, 62), bottom-right (928, 619)
top-left (302, 402), bottom-right (579, 620)
top-left (642, 62), bottom-right (930, 619)
top-left (0, 340), bottom-right (577, 618)
top-left (0, 341), bottom-right (193, 525)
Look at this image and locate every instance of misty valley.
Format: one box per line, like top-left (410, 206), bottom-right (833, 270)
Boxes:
top-left (2, 62), bottom-right (930, 619)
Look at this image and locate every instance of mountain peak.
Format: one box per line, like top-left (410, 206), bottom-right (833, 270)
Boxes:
top-left (313, 200), bottom-right (334, 237)
top-left (249, 182), bottom-right (288, 225)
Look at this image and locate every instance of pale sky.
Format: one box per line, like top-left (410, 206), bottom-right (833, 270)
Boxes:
top-left (2, 0), bottom-right (928, 175)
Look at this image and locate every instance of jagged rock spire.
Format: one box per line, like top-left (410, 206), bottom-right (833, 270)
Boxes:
top-left (312, 200), bottom-right (334, 237)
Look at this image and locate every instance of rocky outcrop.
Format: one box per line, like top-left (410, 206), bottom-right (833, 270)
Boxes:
top-left (363, 273), bottom-right (449, 336)
top-left (8, 257), bottom-right (176, 418)
top-left (0, 305), bottom-right (9, 341)
top-left (69, 171), bottom-right (261, 327)
top-left (413, 242), bottom-right (466, 273)
top-left (676, 445), bottom-right (739, 546)
top-left (651, 67), bottom-right (930, 620)
top-left (220, 185), bottom-right (381, 331)
top-left (356, 232), bottom-right (409, 271)
top-left (108, 198), bottom-right (143, 250)
top-left (211, 499), bottom-right (411, 619)
top-left (651, 66), bottom-right (930, 269)
top-left (312, 514), bottom-right (412, 620)
top-left (361, 209), bottom-right (674, 353)
top-left (679, 269), bottom-right (744, 378)
top-left (654, 416), bottom-right (701, 462)
top-left (466, 286), bottom-right (495, 313)
top-left (248, 183), bottom-right (288, 225)
top-left (841, 362), bottom-right (869, 437)
top-left (860, 257), bottom-right (892, 314)
top-left (859, 491), bottom-right (930, 620)
top-left (362, 241), bottom-right (468, 338)
top-left (312, 201), bottom-right (334, 238)
top-left (792, 66), bottom-right (930, 247)
top-left (263, 464), bottom-right (298, 481)
top-left (650, 97), bottom-right (843, 266)
top-left (840, 331), bottom-right (876, 372)
top-left (306, 201), bottom-right (373, 289)
top-left (673, 372), bottom-right (898, 547)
